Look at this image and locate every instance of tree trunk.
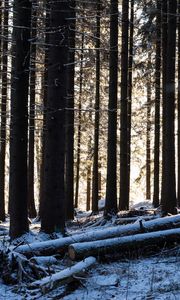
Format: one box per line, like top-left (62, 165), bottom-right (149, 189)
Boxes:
top-left (161, 0), bottom-right (177, 214)
top-left (153, 0), bottom-right (161, 208)
top-left (105, 0), bottom-right (118, 215)
top-left (92, 0), bottom-right (101, 213)
top-left (127, 0), bottom-right (134, 209)
top-left (146, 54), bottom-right (151, 200)
top-left (15, 214), bottom-right (180, 257)
top-left (86, 164), bottom-right (91, 211)
top-left (41, 1), bottom-right (69, 233)
top-left (30, 257), bottom-right (96, 293)
top-left (9, 0), bottom-right (32, 239)
top-left (119, 0), bottom-right (129, 210)
top-left (161, 0), bottom-right (167, 202)
top-left (74, 34), bottom-right (84, 209)
top-left (178, 0), bottom-right (180, 207)
top-left (65, 2), bottom-right (76, 220)
top-left (69, 227), bottom-right (180, 260)
top-left (0, 0), bottom-right (9, 221)
top-left (39, 2), bottom-right (49, 218)
top-left (28, 2), bottom-right (37, 219)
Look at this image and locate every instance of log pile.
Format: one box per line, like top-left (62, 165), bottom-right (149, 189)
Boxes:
top-left (0, 214), bottom-right (180, 297)
top-left (15, 214), bottom-right (180, 257)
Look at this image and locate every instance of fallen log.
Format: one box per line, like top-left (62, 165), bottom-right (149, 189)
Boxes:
top-left (29, 256), bottom-right (96, 293)
top-left (15, 214), bottom-right (180, 257)
top-left (29, 256), bottom-right (57, 267)
top-left (114, 215), bottom-right (158, 225)
top-left (68, 228), bottom-right (180, 260)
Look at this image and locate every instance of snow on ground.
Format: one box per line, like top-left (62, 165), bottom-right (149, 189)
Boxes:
top-left (63, 253), bottom-right (180, 300)
top-left (0, 204), bottom-right (180, 300)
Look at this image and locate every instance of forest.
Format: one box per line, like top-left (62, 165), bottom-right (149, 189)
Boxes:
top-left (0, 0), bottom-right (180, 299)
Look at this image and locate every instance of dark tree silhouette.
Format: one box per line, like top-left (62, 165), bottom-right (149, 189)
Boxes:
top-left (105, 0), bottom-right (118, 215)
top-left (161, 0), bottom-right (177, 214)
top-left (0, 0), bottom-right (9, 221)
top-left (146, 53), bottom-right (151, 201)
top-left (28, 2), bottom-right (37, 218)
top-left (153, 0), bottom-right (161, 208)
top-left (92, 0), bottom-right (101, 213)
top-left (178, 0), bottom-right (180, 207)
top-left (41, 0), bottom-right (69, 233)
top-left (119, 0), bottom-right (129, 210)
top-left (9, 0), bottom-right (32, 239)
top-left (65, 1), bottom-right (76, 220)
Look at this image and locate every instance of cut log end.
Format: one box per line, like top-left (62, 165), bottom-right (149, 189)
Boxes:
top-left (68, 245), bottom-right (76, 260)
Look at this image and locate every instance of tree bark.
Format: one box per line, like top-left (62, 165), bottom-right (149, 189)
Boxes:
top-left (146, 54), bottom-right (151, 200)
top-left (41, 0), bottom-right (69, 233)
top-left (161, 0), bottom-right (177, 214)
top-left (30, 257), bottom-right (96, 293)
top-left (127, 0), bottom-right (134, 210)
top-left (9, 0), bottom-right (32, 239)
top-left (119, 0), bottom-right (129, 210)
top-left (105, 0), bottom-right (118, 215)
top-left (74, 34), bottom-right (84, 209)
top-left (153, 0), bottom-right (161, 207)
top-left (92, 0), bottom-right (101, 213)
top-left (69, 227), bottom-right (180, 260)
top-left (0, 0), bottom-right (9, 221)
top-left (65, 1), bottom-right (76, 220)
top-left (177, 0), bottom-right (180, 207)
top-left (28, 1), bottom-right (37, 219)
top-left (16, 214), bottom-right (180, 256)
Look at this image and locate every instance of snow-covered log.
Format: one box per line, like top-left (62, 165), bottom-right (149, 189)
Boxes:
top-left (68, 228), bottom-right (180, 260)
top-left (15, 215), bottom-right (180, 257)
top-left (29, 256), bottom-right (96, 293)
top-left (29, 256), bottom-right (57, 266)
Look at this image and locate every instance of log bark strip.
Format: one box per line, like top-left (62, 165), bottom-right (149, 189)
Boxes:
top-left (15, 215), bottom-right (180, 257)
top-left (29, 256), bottom-right (96, 293)
top-left (69, 228), bottom-right (180, 260)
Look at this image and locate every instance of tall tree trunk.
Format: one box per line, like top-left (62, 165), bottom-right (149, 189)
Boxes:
top-left (28, 2), bottom-right (37, 218)
top-left (153, 0), bottom-right (161, 208)
top-left (86, 163), bottom-right (91, 211)
top-left (105, 0), bottom-right (118, 215)
top-left (0, 0), bottom-right (9, 221)
top-left (119, 0), bottom-right (129, 210)
top-left (39, 2), bottom-right (49, 218)
top-left (127, 0), bottom-right (134, 209)
top-left (92, 0), bottom-right (101, 213)
top-left (9, 0), bottom-right (32, 239)
top-left (74, 34), bottom-right (84, 209)
top-left (178, 0), bottom-right (180, 207)
top-left (161, 0), bottom-right (177, 214)
top-left (161, 0), bottom-right (167, 202)
top-left (146, 56), bottom-right (151, 200)
top-left (65, 2), bottom-right (76, 220)
top-left (41, 1), bottom-right (69, 233)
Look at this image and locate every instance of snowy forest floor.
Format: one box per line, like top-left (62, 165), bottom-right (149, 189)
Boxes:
top-left (0, 202), bottom-right (180, 300)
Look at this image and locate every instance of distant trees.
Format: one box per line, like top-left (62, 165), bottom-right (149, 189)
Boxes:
top-left (0, 0), bottom-right (180, 239)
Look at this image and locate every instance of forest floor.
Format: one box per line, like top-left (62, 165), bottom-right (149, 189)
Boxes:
top-left (0, 201), bottom-right (180, 300)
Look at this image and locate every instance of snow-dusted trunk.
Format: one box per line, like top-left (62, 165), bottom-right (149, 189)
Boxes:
top-left (69, 228), bottom-right (180, 260)
top-left (30, 257), bottom-right (96, 293)
top-left (161, 0), bottom-right (177, 214)
top-left (9, 0), bottom-right (32, 239)
top-left (16, 215), bottom-right (180, 256)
